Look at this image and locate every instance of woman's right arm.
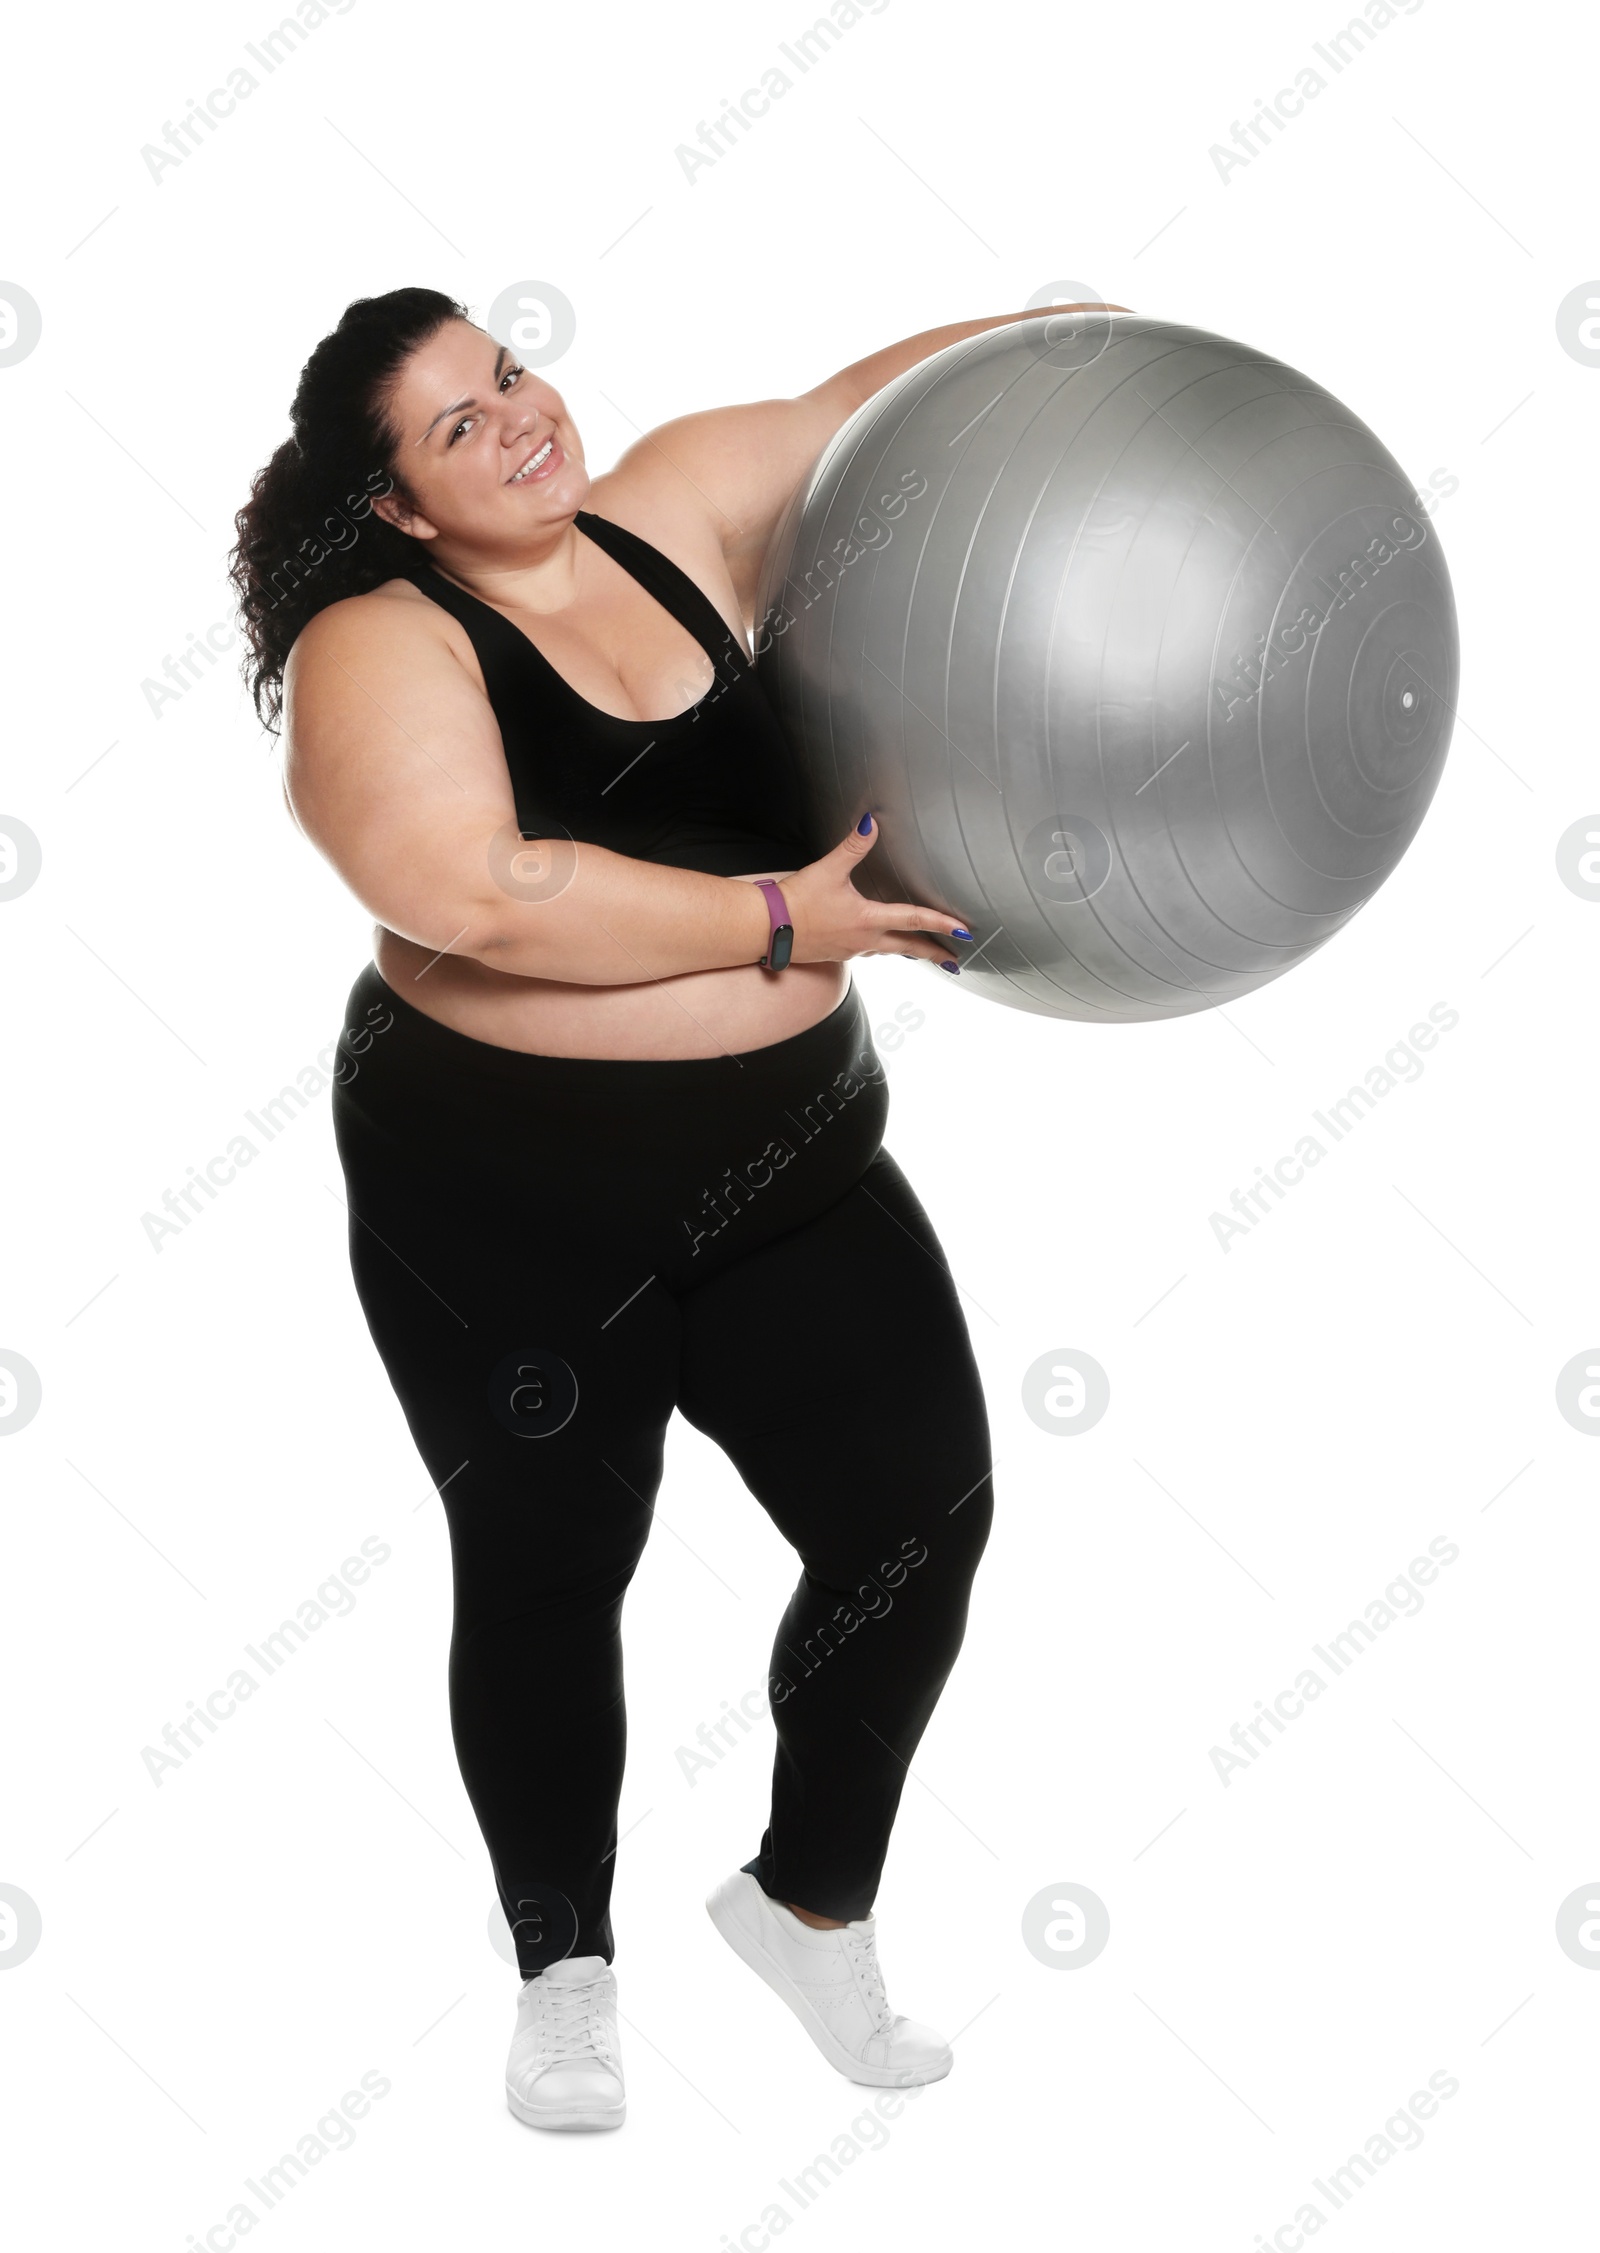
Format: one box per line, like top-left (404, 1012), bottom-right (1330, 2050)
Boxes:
top-left (282, 589), bottom-right (968, 985)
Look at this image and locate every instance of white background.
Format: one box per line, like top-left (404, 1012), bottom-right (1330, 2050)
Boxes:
top-left (3, 0), bottom-right (1596, 2245)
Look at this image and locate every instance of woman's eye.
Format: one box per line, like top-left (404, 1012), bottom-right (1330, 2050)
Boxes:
top-left (446, 368), bottom-right (523, 444)
top-left (443, 362), bottom-right (527, 441)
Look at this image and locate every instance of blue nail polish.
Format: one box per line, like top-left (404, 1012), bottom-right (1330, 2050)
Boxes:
top-left (950, 926), bottom-right (973, 941)
top-left (857, 812), bottom-right (873, 834)
top-left (940, 960), bottom-right (960, 973)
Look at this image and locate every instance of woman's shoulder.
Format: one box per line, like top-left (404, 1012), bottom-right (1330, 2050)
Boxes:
top-left (582, 469), bottom-right (728, 579)
top-left (298, 573), bottom-right (435, 639)
top-left (282, 568), bottom-right (498, 807)
top-left (288, 573), bottom-right (449, 673)
top-left (284, 578), bottom-right (473, 746)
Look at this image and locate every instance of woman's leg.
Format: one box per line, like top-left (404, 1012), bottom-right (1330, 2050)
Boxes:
top-left (673, 1146), bottom-right (994, 1922)
top-left (336, 1156), bottom-right (682, 1976)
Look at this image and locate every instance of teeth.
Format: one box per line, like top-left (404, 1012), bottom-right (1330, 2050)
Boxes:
top-left (512, 438), bottom-right (554, 483)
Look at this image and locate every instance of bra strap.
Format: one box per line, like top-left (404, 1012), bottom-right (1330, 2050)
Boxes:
top-left (404, 565), bottom-right (556, 841)
top-left (574, 509), bottom-right (747, 678)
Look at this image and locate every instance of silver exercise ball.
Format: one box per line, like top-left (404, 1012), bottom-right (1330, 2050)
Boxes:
top-left (754, 311), bottom-right (1458, 1023)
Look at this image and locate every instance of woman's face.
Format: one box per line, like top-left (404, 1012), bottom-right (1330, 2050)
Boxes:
top-left (373, 317), bottom-right (586, 553)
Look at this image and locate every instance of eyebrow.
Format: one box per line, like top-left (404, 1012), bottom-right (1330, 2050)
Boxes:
top-left (416, 345), bottom-right (510, 443)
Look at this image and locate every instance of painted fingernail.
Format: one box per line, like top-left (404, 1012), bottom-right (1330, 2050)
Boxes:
top-left (857, 812), bottom-right (873, 834)
top-left (950, 927), bottom-right (973, 941)
top-left (940, 959), bottom-right (960, 973)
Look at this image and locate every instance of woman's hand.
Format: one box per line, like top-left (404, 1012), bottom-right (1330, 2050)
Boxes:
top-left (776, 816), bottom-right (973, 969)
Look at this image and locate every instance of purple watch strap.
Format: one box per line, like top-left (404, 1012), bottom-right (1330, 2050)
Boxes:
top-left (755, 879), bottom-right (792, 967)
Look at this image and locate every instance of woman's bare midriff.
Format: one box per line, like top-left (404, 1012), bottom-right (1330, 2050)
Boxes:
top-left (373, 914), bottom-right (850, 1060)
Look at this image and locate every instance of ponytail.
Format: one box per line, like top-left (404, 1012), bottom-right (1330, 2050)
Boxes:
top-left (228, 287), bottom-right (467, 730)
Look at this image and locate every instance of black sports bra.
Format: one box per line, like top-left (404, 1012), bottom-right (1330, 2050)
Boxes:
top-left (409, 509), bottom-right (811, 878)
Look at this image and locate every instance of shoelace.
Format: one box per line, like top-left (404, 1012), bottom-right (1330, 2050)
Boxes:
top-left (840, 1929), bottom-right (894, 2035)
top-left (523, 1978), bottom-right (616, 2067)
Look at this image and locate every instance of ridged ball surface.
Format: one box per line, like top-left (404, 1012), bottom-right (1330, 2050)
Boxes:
top-left (754, 312), bottom-right (1458, 1023)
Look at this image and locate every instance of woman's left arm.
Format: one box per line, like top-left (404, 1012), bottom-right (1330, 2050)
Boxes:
top-left (612, 302), bottom-right (1129, 620)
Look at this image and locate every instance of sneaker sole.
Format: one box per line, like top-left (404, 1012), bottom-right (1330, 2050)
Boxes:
top-left (705, 1873), bottom-right (952, 2088)
top-left (506, 2085), bottom-right (626, 2132)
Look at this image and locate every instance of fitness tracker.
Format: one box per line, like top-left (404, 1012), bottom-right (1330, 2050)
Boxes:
top-left (754, 879), bottom-right (794, 972)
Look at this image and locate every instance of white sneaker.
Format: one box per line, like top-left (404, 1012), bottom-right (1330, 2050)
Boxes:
top-left (505, 1954), bottom-right (626, 2131)
top-left (705, 1870), bottom-right (952, 2087)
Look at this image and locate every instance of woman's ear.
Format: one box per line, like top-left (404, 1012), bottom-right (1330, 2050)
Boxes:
top-left (371, 489), bottom-right (439, 541)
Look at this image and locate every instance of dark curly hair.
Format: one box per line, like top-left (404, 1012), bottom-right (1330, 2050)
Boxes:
top-left (228, 287), bottom-right (469, 730)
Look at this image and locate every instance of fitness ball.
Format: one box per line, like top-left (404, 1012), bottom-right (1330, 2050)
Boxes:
top-left (754, 311), bottom-right (1458, 1023)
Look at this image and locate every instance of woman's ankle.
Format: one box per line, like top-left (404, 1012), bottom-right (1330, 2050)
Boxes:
top-left (784, 1900), bottom-right (849, 1930)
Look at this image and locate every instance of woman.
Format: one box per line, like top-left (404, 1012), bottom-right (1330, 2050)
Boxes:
top-left (232, 287), bottom-right (1040, 2133)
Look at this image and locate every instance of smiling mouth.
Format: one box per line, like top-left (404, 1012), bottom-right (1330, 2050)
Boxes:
top-left (509, 436), bottom-right (555, 484)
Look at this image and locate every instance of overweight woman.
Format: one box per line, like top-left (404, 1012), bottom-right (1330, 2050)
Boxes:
top-left (231, 287), bottom-right (1055, 2133)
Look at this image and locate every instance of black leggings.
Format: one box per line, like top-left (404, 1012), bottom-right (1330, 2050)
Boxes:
top-left (330, 964), bottom-right (994, 1974)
